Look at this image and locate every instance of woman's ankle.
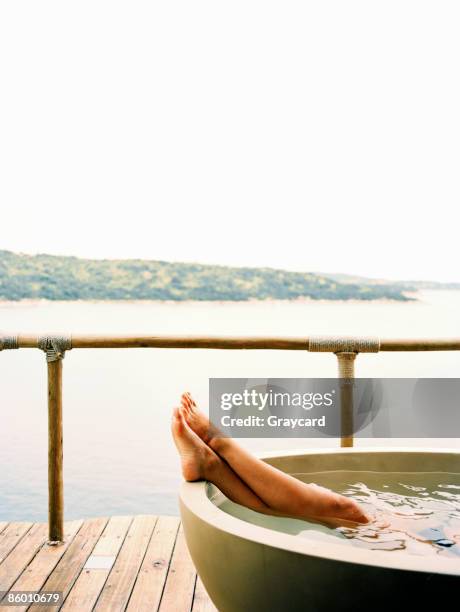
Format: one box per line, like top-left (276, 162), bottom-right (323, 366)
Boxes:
top-left (208, 435), bottom-right (229, 456)
top-left (201, 446), bottom-right (222, 480)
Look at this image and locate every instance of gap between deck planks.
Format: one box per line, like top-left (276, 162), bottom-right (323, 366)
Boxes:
top-left (0, 516), bottom-right (216, 612)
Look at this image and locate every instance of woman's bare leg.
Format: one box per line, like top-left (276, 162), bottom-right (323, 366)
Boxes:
top-left (171, 408), bottom-right (271, 513)
top-left (179, 393), bottom-right (370, 524)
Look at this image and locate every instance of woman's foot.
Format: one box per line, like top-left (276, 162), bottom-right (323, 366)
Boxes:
top-left (180, 392), bottom-right (221, 445)
top-left (171, 408), bottom-right (219, 482)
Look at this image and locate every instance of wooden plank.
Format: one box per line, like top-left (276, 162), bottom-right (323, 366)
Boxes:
top-left (126, 516), bottom-right (180, 612)
top-left (0, 523), bottom-right (48, 592)
top-left (93, 515), bottom-right (157, 612)
top-left (28, 517), bottom-right (108, 612)
top-left (158, 525), bottom-right (196, 612)
top-left (0, 515), bottom-right (211, 612)
top-left (0, 520), bottom-right (82, 612)
top-left (192, 577), bottom-right (218, 612)
top-left (61, 516), bottom-right (133, 612)
top-left (0, 524), bottom-right (8, 536)
top-left (0, 523), bottom-right (33, 564)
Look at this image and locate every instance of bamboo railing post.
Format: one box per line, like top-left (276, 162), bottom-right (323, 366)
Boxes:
top-left (47, 358), bottom-right (64, 543)
top-left (11, 333), bottom-right (460, 351)
top-left (38, 335), bottom-right (72, 544)
top-left (336, 352), bottom-right (357, 448)
top-left (308, 337), bottom-right (379, 448)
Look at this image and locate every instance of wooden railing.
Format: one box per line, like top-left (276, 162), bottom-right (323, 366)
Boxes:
top-left (2, 333), bottom-right (460, 544)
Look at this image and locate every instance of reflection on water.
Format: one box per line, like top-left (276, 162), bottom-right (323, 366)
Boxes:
top-left (215, 471), bottom-right (460, 558)
top-left (1, 291), bottom-right (460, 521)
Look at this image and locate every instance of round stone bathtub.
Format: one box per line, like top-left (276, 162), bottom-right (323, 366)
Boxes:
top-left (179, 449), bottom-right (460, 612)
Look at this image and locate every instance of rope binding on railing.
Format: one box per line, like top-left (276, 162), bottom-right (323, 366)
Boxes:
top-left (336, 352), bottom-right (356, 378)
top-left (38, 335), bottom-right (72, 362)
top-left (0, 334), bottom-right (19, 350)
top-left (308, 335), bottom-right (380, 353)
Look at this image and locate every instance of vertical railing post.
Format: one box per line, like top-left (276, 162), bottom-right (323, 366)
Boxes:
top-left (308, 336), bottom-right (380, 449)
top-left (47, 358), bottom-right (64, 542)
top-left (336, 352), bottom-right (356, 448)
top-left (38, 335), bottom-right (72, 544)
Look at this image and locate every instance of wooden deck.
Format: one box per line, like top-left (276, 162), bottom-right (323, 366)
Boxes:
top-left (0, 516), bottom-right (216, 612)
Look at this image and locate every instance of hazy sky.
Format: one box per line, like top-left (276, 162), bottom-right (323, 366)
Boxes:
top-left (1, 2), bottom-right (459, 281)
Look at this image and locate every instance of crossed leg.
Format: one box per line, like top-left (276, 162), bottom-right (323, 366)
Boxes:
top-left (172, 393), bottom-right (370, 526)
top-left (171, 407), bottom-right (270, 514)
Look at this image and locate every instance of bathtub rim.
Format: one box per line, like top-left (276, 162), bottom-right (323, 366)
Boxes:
top-left (179, 447), bottom-right (460, 577)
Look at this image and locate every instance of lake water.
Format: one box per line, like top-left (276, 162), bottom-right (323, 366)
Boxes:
top-left (1, 291), bottom-right (460, 522)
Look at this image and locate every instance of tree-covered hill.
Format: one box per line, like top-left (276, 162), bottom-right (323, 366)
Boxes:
top-left (0, 250), bottom-right (411, 301)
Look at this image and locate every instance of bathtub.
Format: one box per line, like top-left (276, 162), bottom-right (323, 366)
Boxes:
top-left (180, 448), bottom-right (460, 612)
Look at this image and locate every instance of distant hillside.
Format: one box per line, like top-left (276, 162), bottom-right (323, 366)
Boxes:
top-left (324, 272), bottom-right (460, 291)
top-left (0, 250), bottom-right (412, 302)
